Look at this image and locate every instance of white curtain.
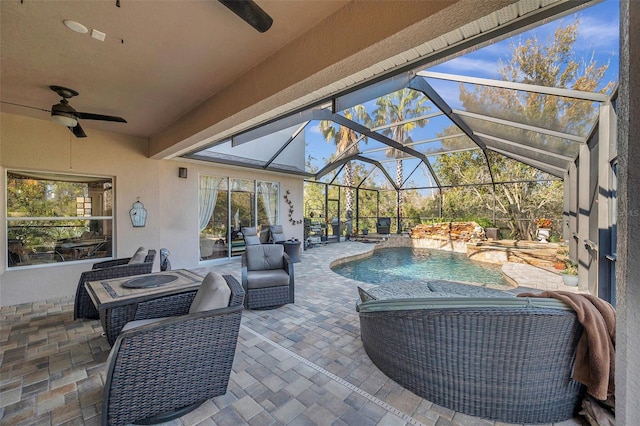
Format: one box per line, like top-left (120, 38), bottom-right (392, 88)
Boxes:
top-left (258, 181), bottom-right (278, 225)
top-left (199, 176), bottom-right (223, 232)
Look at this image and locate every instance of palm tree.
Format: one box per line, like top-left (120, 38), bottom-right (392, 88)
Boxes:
top-left (374, 89), bottom-right (430, 225)
top-left (319, 105), bottom-right (371, 219)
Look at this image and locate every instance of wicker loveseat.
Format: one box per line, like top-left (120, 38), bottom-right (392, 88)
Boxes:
top-left (357, 287), bottom-right (586, 424)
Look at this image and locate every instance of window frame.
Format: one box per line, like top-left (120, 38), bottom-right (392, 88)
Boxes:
top-left (6, 169), bottom-right (114, 269)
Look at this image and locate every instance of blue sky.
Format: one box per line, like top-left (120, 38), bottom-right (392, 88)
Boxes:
top-left (430, 0), bottom-right (619, 83)
top-left (300, 1), bottom-right (620, 184)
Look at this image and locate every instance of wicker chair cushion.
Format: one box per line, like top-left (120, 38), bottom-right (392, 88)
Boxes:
top-left (269, 225), bottom-right (286, 243)
top-left (128, 247), bottom-right (147, 264)
top-left (121, 317), bottom-right (165, 332)
top-left (246, 244), bottom-right (284, 270)
top-left (189, 272), bottom-right (232, 313)
top-left (246, 269), bottom-right (290, 289)
top-left (359, 296), bottom-right (572, 312)
top-left (242, 227), bottom-right (261, 246)
top-left (245, 235), bottom-right (261, 245)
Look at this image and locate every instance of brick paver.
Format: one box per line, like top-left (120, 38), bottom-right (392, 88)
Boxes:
top-left (0, 242), bottom-right (583, 425)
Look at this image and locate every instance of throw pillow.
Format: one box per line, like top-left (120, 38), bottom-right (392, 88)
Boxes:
top-left (128, 247), bottom-right (147, 264)
top-left (189, 272), bottom-right (232, 313)
top-left (358, 286), bottom-right (377, 303)
top-left (244, 235), bottom-right (261, 246)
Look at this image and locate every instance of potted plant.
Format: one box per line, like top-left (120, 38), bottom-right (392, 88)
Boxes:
top-left (555, 242), bottom-right (569, 270)
top-left (535, 217), bottom-right (552, 243)
top-left (562, 259), bottom-right (579, 286)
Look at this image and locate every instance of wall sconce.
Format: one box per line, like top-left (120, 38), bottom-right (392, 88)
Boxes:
top-left (178, 167), bottom-right (188, 178)
top-left (129, 199), bottom-right (147, 227)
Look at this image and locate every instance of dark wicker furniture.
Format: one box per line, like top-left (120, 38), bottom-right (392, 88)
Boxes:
top-left (241, 244), bottom-right (294, 309)
top-left (357, 297), bottom-right (586, 424)
top-left (74, 249), bottom-right (156, 320)
top-left (85, 269), bottom-right (204, 345)
top-left (102, 274), bottom-right (244, 426)
top-left (376, 217), bottom-right (391, 234)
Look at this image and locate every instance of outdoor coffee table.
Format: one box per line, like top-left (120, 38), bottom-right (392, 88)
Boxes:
top-left (85, 269), bottom-right (204, 345)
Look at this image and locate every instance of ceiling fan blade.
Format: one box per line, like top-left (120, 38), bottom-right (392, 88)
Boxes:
top-left (218, 0), bottom-right (273, 33)
top-left (0, 100), bottom-right (50, 113)
top-left (70, 123), bottom-right (87, 138)
top-left (76, 112), bottom-right (127, 123)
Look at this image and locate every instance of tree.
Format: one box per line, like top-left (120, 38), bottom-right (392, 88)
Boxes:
top-left (373, 89), bottom-right (430, 224)
top-left (434, 18), bottom-right (612, 239)
top-left (319, 105), bottom-right (371, 218)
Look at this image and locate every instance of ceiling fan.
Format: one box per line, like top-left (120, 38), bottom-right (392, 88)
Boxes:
top-left (218, 0), bottom-right (273, 33)
top-left (48, 85), bottom-right (127, 138)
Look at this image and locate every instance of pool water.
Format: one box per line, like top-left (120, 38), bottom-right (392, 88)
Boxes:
top-left (332, 247), bottom-right (509, 286)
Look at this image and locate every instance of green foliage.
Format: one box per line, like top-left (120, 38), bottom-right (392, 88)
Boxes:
top-left (319, 105), bottom-right (372, 214)
top-left (6, 175), bottom-right (98, 249)
top-left (373, 89), bottom-right (431, 219)
top-left (432, 18), bottom-right (610, 240)
top-left (304, 19), bottom-right (610, 239)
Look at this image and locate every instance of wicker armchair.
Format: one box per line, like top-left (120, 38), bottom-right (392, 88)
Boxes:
top-left (241, 244), bottom-right (294, 309)
top-left (357, 297), bottom-right (585, 424)
top-left (73, 249), bottom-right (156, 320)
top-left (102, 273), bottom-right (244, 426)
top-left (376, 217), bottom-right (391, 234)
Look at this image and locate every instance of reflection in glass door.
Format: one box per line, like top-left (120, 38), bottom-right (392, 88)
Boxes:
top-left (230, 179), bottom-right (255, 257)
top-left (199, 177), bottom-right (228, 260)
top-left (257, 181), bottom-right (279, 243)
top-left (200, 176), bottom-right (278, 260)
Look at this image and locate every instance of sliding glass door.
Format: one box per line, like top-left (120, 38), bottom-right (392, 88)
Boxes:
top-left (199, 176), bottom-right (278, 260)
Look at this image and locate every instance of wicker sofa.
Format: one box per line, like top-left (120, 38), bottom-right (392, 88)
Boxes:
top-left (357, 285), bottom-right (585, 424)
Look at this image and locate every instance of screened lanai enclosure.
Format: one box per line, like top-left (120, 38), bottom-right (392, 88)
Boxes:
top-left (183, 0), bottom-right (619, 302)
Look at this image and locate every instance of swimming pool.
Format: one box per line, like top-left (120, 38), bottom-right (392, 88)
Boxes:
top-left (332, 247), bottom-right (509, 287)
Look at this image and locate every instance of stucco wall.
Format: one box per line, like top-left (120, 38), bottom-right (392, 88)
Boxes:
top-left (615, 0), bottom-right (640, 421)
top-left (0, 113), bottom-right (304, 306)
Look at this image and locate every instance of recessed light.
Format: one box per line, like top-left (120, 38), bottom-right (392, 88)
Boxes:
top-left (63, 20), bottom-right (88, 34)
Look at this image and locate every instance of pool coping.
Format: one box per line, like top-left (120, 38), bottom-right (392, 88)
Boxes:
top-left (323, 241), bottom-right (580, 293)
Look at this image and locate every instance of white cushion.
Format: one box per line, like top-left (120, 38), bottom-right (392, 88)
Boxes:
top-left (128, 247), bottom-right (147, 264)
top-left (244, 235), bottom-right (261, 245)
top-left (189, 272), bottom-right (231, 313)
top-left (121, 317), bottom-right (166, 331)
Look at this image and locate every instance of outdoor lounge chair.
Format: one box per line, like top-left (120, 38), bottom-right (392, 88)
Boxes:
top-left (241, 244), bottom-right (294, 309)
top-left (73, 248), bottom-right (156, 320)
top-left (376, 217), bottom-right (391, 234)
top-left (102, 272), bottom-right (244, 426)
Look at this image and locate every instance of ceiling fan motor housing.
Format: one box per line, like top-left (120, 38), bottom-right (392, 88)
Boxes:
top-left (51, 99), bottom-right (79, 127)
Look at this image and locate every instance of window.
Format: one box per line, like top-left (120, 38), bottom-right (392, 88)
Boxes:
top-left (199, 176), bottom-right (279, 260)
top-left (6, 171), bottom-right (113, 268)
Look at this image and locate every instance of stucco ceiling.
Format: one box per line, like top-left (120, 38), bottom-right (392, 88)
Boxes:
top-left (0, 0), bottom-right (350, 139)
top-left (1, 0), bottom-right (596, 163)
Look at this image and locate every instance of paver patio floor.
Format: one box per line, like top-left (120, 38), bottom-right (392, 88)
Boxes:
top-left (1, 242), bottom-right (583, 425)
